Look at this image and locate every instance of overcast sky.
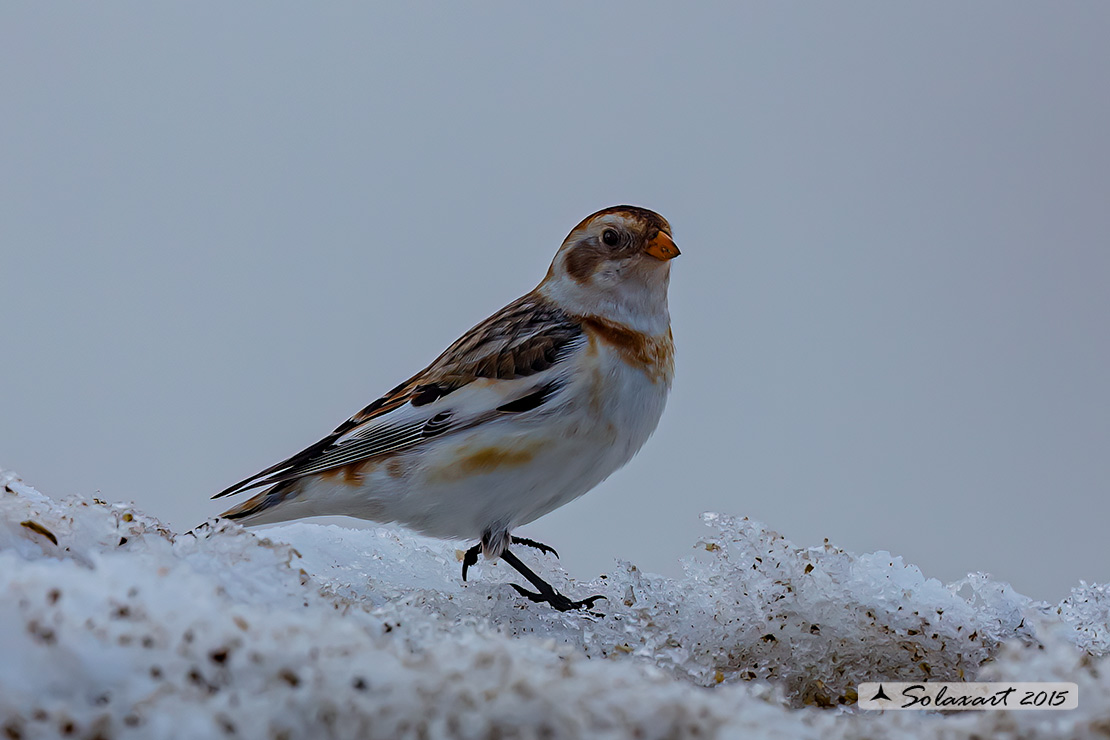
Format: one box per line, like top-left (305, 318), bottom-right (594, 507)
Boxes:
top-left (3, 3), bottom-right (1108, 602)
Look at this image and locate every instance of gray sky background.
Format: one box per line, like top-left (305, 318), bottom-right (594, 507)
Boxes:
top-left (3, 3), bottom-right (1107, 603)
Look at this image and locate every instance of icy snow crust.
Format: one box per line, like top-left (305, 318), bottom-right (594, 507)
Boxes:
top-left (1, 469), bottom-right (1107, 739)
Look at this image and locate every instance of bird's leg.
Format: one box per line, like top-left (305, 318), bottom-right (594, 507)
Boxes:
top-left (500, 548), bottom-right (606, 613)
top-left (510, 536), bottom-right (559, 559)
top-left (460, 538), bottom-right (558, 581)
top-left (461, 543), bottom-right (481, 582)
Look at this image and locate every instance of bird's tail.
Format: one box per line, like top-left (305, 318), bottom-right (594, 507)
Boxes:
top-left (218, 481), bottom-right (300, 524)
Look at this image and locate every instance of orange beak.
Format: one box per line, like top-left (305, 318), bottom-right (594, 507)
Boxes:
top-left (644, 230), bottom-right (680, 261)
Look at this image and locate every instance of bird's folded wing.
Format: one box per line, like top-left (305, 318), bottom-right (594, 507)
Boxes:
top-left (213, 293), bottom-right (584, 499)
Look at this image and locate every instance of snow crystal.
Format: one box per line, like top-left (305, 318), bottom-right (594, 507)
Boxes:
top-left (1, 469), bottom-right (1108, 739)
top-left (1057, 582), bottom-right (1110, 656)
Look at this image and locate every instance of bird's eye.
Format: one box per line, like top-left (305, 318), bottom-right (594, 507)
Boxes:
top-left (601, 229), bottom-right (620, 247)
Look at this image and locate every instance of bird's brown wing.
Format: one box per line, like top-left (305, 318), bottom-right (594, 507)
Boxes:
top-left (212, 292), bottom-right (584, 500)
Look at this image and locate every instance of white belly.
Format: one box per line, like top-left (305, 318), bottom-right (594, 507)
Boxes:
top-left (406, 346), bottom-right (669, 539)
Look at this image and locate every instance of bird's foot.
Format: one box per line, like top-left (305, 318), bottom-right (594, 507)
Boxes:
top-left (461, 537), bottom-right (559, 582)
top-left (461, 543), bottom-right (602, 614)
top-left (508, 583), bottom-right (607, 613)
top-left (499, 548), bottom-right (606, 614)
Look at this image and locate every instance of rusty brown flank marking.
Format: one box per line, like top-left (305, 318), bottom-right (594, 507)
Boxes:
top-left (320, 459), bottom-right (380, 486)
top-left (386, 459), bottom-right (406, 479)
top-left (459, 446), bottom-right (537, 474)
top-left (431, 443), bottom-right (541, 484)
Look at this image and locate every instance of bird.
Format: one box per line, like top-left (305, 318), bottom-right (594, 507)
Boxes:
top-left (213, 205), bottom-right (679, 611)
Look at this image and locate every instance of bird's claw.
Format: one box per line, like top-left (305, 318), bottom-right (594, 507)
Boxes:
top-left (461, 543), bottom-right (481, 582)
top-left (511, 537), bottom-right (559, 559)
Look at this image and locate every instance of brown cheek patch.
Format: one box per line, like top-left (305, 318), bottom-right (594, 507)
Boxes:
top-left (583, 318), bottom-right (675, 383)
top-left (564, 244), bottom-right (606, 284)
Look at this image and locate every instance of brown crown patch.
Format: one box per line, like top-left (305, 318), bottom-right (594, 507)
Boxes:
top-left (569, 205), bottom-right (672, 238)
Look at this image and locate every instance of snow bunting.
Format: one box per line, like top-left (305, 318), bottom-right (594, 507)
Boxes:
top-left (214, 206), bottom-right (679, 610)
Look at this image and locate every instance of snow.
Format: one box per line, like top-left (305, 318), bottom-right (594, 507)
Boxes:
top-left (1, 468), bottom-right (1107, 739)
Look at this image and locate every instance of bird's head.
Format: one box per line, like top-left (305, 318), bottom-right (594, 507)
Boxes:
top-left (539, 206), bottom-right (678, 333)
